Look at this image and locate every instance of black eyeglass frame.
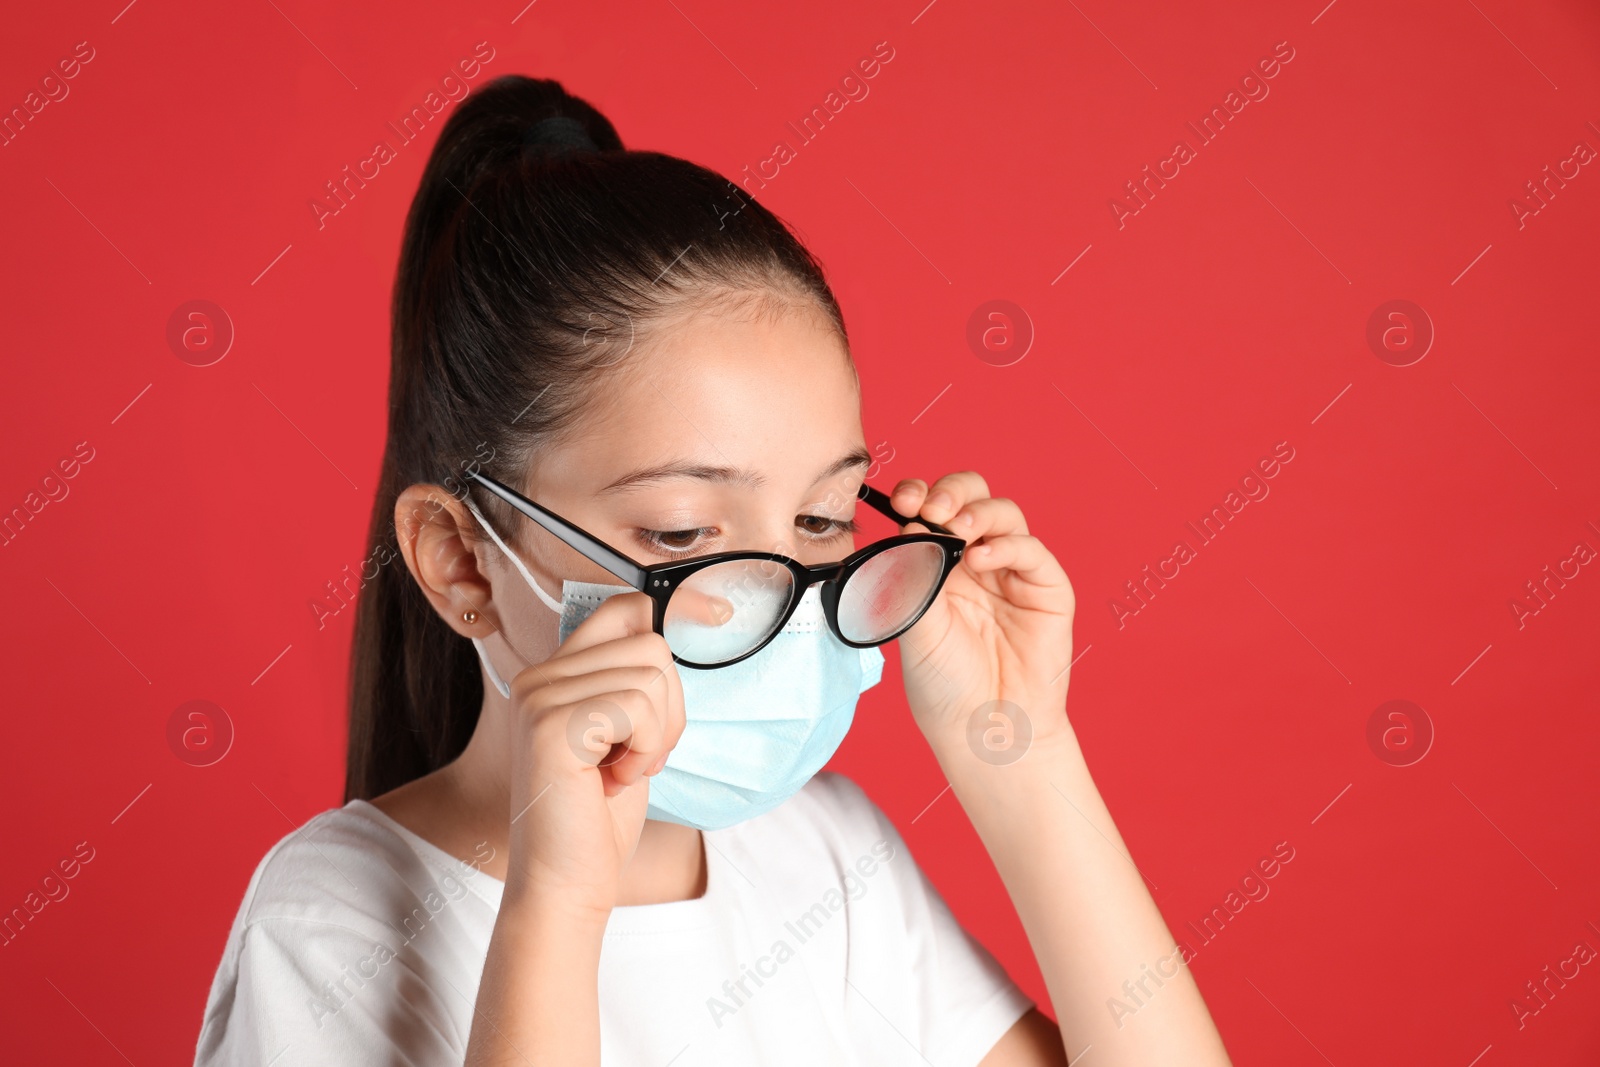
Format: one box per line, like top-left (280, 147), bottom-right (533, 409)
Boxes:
top-left (464, 470), bottom-right (967, 669)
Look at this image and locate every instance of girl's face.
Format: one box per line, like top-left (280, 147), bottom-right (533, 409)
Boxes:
top-left (483, 299), bottom-right (870, 661)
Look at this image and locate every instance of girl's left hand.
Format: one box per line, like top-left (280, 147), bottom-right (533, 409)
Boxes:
top-left (889, 472), bottom-right (1077, 752)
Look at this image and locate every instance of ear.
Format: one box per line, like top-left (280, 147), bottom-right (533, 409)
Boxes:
top-left (394, 484), bottom-right (499, 637)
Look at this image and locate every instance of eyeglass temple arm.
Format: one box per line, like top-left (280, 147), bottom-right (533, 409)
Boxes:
top-left (466, 471), bottom-right (649, 589)
top-left (858, 484), bottom-right (956, 536)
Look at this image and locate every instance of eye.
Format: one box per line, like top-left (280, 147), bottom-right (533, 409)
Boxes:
top-left (636, 527), bottom-right (716, 556)
top-left (797, 515), bottom-right (859, 539)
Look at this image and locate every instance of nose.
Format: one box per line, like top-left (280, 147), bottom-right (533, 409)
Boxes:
top-left (749, 519), bottom-right (857, 568)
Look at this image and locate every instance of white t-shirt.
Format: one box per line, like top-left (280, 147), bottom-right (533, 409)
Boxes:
top-left (194, 771), bottom-right (1034, 1066)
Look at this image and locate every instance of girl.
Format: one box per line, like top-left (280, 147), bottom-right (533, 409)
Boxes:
top-left (195, 75), bottom-right (1231, 1066)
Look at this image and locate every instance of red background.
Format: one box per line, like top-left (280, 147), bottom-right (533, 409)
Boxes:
top-left (3, 0), bottom-right (1598, 1063)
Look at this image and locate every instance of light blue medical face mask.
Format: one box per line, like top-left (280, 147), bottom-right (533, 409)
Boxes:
top-left (463, 500), bottom-right (884, 831)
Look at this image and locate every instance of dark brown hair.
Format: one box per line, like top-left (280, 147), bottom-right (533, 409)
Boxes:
top-left (344, 75), bottom-right (848, 801)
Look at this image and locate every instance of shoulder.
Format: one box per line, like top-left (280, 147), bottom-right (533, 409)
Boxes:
top-left (772, 776), bottom-right (1037, 1061)
top-left (196, 802), bottom-right (476, 1063)
top-left (228, 800), bottom-right (452, 943)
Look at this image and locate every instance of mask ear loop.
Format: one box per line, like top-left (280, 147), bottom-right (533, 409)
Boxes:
top-left (471, 638), bottom-right (513, 700)
top-left (462, 496), bottom-right (565, 612)
top-left (460, 494), bottom-right (565, 699)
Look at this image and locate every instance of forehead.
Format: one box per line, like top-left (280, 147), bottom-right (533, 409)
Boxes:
top-left (535, 301), bottom-right (865, 496)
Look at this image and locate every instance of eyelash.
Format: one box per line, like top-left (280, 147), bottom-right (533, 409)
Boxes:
top-left (636, 516), bottom-right (860, 556)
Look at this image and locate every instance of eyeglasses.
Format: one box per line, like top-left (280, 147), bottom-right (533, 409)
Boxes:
top-left (464, 471), bottom-right (966, 669)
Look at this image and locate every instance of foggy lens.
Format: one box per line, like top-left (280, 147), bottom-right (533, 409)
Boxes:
top-left (663, 559), bottom-right (794, 665)
top-left (837, 542), bottom-right (945, 644)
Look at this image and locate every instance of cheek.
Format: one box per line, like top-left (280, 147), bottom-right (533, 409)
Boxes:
top-left (490, 558), bottom-right (563, 657)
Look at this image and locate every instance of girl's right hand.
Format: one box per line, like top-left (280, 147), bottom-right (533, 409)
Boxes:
top-left (500, 591), bottom-right (685, 918)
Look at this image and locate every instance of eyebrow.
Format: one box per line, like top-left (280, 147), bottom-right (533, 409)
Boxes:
top-left (598, 446), bottom-right (873, 495)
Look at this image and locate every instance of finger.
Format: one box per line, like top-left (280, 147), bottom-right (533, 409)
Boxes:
top-left (945, 496), bottom-right (1028, 542)
top-left (887, 479), bottom-right (956, 536)
top-left (919, 471), bottom-right (991, 525)
top-left (524, 665), bottom-right (675, 711)
top-left (537, 664), bottom-right (680, 788)
top-left (597, 687), bottom-right (668, 791)
top-left (550, 590), bottom-right (655, 659)
top-left (551, 687), bottom-right (667, 792)
top-left (534, 629), bottom-right (684, 780)
top-left (527, 631), bottom-right (675, 686)
top-left (963, 533), bottom-right (1069, 589)
top-left (654, 655), bottom-right (686, 775)
top-left (889, 478), bottom-right (929, 518)
top-left (891, 473), bottom-right (992, 527)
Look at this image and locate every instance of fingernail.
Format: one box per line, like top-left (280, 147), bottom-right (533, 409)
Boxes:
top-left (928, 491), bottom-right (952, 514)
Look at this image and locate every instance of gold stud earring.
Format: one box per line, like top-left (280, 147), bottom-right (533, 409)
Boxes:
top-left (462, 609), bottom-right (479, 625)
